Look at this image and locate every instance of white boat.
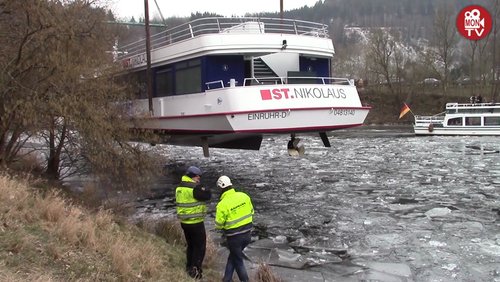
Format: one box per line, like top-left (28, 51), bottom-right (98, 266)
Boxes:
top-left (414, 102), bottom-right (500, 135)
top-left (116, 17), bottom-right (370, 155)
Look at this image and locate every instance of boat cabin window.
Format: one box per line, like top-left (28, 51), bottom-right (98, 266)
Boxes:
top-left (465, 117), bottom-right (481, 126)
top-left (287, 71), bottom-right (317, 84)
top-left (176, 59), bottom-right (201, 95)
top-left (447, 117), bottom-right (462, 126)
top-left (155, 68), bottom-right (174, 97)
top-left (484, 116), bottom-right (500, 126)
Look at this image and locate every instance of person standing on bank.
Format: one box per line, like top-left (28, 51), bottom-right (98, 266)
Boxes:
top-left (175, 166), bottom-right (212, 279)
top-left (215, 176), bottom-right (254, 282)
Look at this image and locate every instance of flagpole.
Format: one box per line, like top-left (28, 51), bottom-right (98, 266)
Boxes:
top-left (404, 102), bottom-right (415, 117)
top-left (144, 0), bottom-right (153, 115)
top-left (399, 103), bottom-right (414, 119)
top-left (407, 107), bottom-right (415, 117)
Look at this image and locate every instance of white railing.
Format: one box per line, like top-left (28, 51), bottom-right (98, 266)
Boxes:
top-left (414, 115), bottom-right (445, 124)
top-left (117, 17), bottom-right (329, 60)
top-left (446, 102), bottom-right (500, 109)
top-left (205, 77), bottom-right (353, 90)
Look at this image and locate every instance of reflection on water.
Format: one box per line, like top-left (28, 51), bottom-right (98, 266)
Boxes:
top-left (138, 126), bottom-right (500, 281)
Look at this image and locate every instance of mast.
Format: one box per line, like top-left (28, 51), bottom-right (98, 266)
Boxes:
top-left (280, 0), bottom-right (284, 21)
top-left (492, 0), bottom-right (499, 102)
top-left (144, 0), bottom-right (153, 114)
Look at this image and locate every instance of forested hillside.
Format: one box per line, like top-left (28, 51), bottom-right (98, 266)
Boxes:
top-left (252, 0), bottom-right (491, 42)
top-left (129, 0), bottom-right (491, 44)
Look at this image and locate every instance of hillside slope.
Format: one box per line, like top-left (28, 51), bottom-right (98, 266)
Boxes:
top-left (0, 174), bottom-right (219, 281)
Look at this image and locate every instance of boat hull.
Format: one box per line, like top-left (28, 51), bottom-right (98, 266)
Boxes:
top-left (129, 84), bottom-right (369, 128)
top-left (138, 108), bottom-right (369, 134)
top-left (128, 83), bottom-right (370, 149)
top-left (414, 126), bottom-right (500, 136)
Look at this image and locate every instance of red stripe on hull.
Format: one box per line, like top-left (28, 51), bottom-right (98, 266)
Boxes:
top-left (144, 106), bottom-right (372, 120)
top-left (142, 123), bottom-right (363, 135)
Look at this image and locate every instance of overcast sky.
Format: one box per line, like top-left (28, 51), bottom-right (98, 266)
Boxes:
top-left (110, 0), bottom-right (320, 20)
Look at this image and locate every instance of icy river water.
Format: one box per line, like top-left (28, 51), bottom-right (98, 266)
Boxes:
top-left (134, 126), bottom-right (500, 282)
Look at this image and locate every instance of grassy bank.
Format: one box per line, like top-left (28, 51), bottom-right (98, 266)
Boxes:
top-left (0, 173), bottom-right (221, 281)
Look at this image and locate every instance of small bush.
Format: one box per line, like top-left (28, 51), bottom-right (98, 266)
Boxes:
top-left (255, 262), bottom-right (282, 282)
top-left (141, 218), bottom-right (186, 246)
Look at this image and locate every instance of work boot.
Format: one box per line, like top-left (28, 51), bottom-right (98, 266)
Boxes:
top-left (187, 266), bottom-right (202, 279)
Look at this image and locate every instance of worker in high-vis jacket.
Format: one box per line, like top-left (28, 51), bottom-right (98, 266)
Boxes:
top-left (175, 166), bottom-right (211, 280)
top-left (215, 175), bottom-right (254, 282)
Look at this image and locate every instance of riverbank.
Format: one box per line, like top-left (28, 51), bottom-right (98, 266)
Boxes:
top-left (0, 173), bottom-right (219, 281)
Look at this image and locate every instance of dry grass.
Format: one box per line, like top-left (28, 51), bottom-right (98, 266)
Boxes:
top-left (255, 262), bottom-right (283, 282)
top-left (77, 180), bottom-right (106, 209)
top-left (141, 217), bottom-right (186, 246)
top-left (136, 217), bottom-right (222, 280)
top-left (0, 261), bottom-right (56, 282)
top-left (0, 173), bottom-right (197, 281)
top-left (37, 191), bottom-right (68, 222)
top-left (204, 232), bottom-right (218, 268)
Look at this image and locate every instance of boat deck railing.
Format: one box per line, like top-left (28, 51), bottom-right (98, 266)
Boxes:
top-left (205, 77), bottom-right (353, 90)
top-left (446, 102), bottom-right (500, 109)
top-left (117, 17), bottom-right (329, 60)
top-left (414, 114), bottom-right (445, 124)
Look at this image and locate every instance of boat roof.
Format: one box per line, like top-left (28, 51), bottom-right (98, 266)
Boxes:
top-left (446, 102), bottom-right (500, 109)
top-left (116, 17), bottom-right (330, 62)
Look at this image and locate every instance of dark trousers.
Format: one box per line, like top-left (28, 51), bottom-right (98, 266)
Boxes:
top-left (181, 222), bottom-right (206, 279)
top-left (223, 231), bottom-right (252, 282)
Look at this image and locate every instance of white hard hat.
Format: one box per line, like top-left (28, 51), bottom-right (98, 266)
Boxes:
top-left (217, 175), bottom-right (232, 189)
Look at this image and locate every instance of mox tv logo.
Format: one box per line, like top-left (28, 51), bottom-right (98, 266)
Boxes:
top-left (456, 5), bottom-right (492, 40)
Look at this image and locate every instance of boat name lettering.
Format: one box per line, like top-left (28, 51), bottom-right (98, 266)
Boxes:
top-left (124, 54), bottom-right (147, 68)
top-left (260, 89), bottom-right (290, 100)
top-left (332, 109), bottom-right (355, 116)
top-left (293, 88), bottom-right (346, 99)
top-left (248, 111), bottom-right (289, 120)
top-left (122, 58), bottom-right (131, 68)
top-left (260, 88), bottom-right (346, 100)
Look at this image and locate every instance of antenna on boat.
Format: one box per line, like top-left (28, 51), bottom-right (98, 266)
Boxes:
top-left (280, 0), bottom-right (284, 21)
top-left (152, 0), bottom-right (168, 28)
top-left (144, 0), bottom-right (154, 114)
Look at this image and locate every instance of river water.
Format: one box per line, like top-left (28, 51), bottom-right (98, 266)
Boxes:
top-left (135, 126), bottom-right (500, 281)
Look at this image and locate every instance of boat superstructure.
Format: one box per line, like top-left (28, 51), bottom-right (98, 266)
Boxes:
top-left (414, 102), bottom-right (500, 135)
top-left (116, 17), bottom-right (370, 155)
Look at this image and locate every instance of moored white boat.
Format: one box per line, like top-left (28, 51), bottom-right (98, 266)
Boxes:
top-left (117, 17), bottom-right (370, 154)
top-left (414, 102), bottom-right (500, 136)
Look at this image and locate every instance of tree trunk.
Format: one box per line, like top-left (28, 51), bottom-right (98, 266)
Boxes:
top-left (45, 118), bottom-right (67, 180)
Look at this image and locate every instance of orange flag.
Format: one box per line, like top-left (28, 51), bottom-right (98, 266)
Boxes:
top-left (399, 103), bottom-right (411, 119)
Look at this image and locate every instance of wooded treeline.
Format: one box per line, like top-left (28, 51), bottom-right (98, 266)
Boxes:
top-left (288, 0), bottom-right (491, 41)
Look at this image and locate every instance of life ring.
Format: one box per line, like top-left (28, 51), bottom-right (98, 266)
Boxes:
top-left (428, 123), bottom-right (434, 132)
